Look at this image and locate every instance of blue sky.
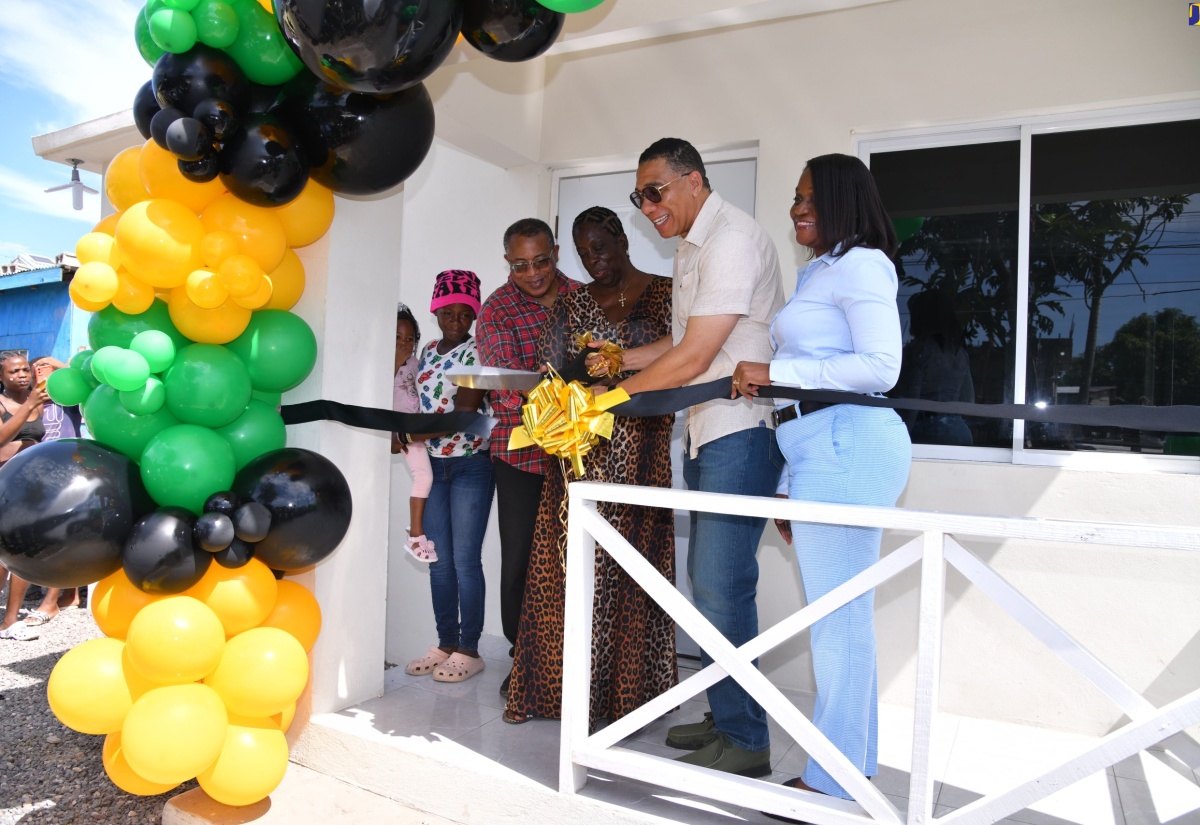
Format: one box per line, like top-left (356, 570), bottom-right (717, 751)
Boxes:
top-left (0, 0), bottom-right (150, 262)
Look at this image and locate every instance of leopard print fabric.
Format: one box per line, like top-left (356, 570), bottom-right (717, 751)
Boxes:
top-left (507, 276), bottom-right (678, 728)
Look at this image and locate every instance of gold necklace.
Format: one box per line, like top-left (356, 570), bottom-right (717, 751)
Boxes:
top-left (618, 288), bottom-right (626, 308)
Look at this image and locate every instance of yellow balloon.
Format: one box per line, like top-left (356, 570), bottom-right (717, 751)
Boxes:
top-left (139, 139), bottom-right (226, 214)
top-left (77, 232), bottom-right (123, 269)
top-left (111, 270), bottom-right (157, 315)
top-left (94, 210), bottom-right (123, 237)
top-left (48, 637), bottom-right (135, 734)
top-left (273, 702), bottom-right (297, 733)
top-left (92, 568), bottom-right (164, 640)
top-left (186, 268), bottom-right (230, 309)
top-left (258, 580), bottom-right (321, 652)
top-left (185, 558), bottom-right (278, 637)
top-left (73, 261), bottom-right (120, 303)
top-left (103, 732), bottom-right (180, 797)
top-left (69, 275), bottom-right (111, 312)
top-left (201, 230), bottom-right (239, 269)
top-left (200, 193), bottom-right (287, 273)
top-left (167, 286), bottom-right (252, 344)
top-left (121, 683), bottom-right (228, 785)
top-left (197, 716), bottom-right (289, 806)
top-left (218, 254), bottom-right (265, 298)
top-left (272, 180), bottom-right (334, 248)
top-left (256, 0), bottom-right (273, 11)
top-left (232, 276), bottom-right (273, 310)
top-left (115, 199), bottom-right (204, 288)
top-left (262, 249), bottom-right (305, 311)
top-left (125, 596), bottom-right (227, 685)
top-left (106, 146), bottom-right (151, 212)
top-left (204, 627), bottom-right (308, 718)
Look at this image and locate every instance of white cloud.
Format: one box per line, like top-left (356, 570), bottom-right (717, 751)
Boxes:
top-left (0, 241), bottom-right (33, 262)
top-left (0, 164), bottom-right (99, 225)
top-left (0, 0), bottom-right (150, 123)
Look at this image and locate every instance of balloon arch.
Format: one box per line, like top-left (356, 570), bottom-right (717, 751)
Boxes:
top-left (0, 0), bottom-right (607, 808)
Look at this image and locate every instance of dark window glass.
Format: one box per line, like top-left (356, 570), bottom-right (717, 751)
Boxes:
top-left (873, 141), bottom-right (1020, 448)
top-left (1027, 120), bottom-right (1200, 454)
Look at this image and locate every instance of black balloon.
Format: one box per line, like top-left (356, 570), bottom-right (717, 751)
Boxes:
top-left (193, 97), bottom-right (240, 142)
top-left (204, 490), bottom-right (242, 516)
top-left (218, 113), bottom-right (309, 206)
top-left (153, 45), bottom-right (250, 116)
top-left (275, 75), bottom-right (435, 196)
top-left (133, 80), bottom-right (162, 141)
top-left (179, 154), bottom-right (220, 183)
top-left (276, 0), bottom-right (462, 94)
top-left (214, 537), bottom-right (254, 569)
top-left (246, 82), bottom-right (282, 114)
top-left (232, 448), bottom-right (352, 571)
top-left (232, 501), bottom-right (271, 543)
top-left (194, 512), bottom-right (235, 552)
top-left (165, 117), bottom-right (212, 161)
top-left (0, 440), bottom-right (150, 588)
top-left (150, 107), bottom-right (185, 150)
top-left (123, 507), bottom-right (212, 594)
top-left (461, 0), bottom-right (564, 63)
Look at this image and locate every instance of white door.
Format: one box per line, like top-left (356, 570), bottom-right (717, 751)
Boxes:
top-left (555, 157), bottom-right (759, 658)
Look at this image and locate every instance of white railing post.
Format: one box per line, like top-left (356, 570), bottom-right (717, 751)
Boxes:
top-left (560, 482), bottom-right (598, 794)
top-left (907, 531), bottom-right (948, 824)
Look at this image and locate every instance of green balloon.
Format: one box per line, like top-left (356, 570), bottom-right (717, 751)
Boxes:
top-left (163, 0), bottom-right (200, 10)
top-left (46, 367), bottom-right (94, 407)
top-left (250, 388), bottom-right (282, 408)
top-left (149, 8), bottom-right (198, 52)
top-left (216, 400), bottom-right (287, 470)
top-left (223, 0), bottom-right (303, 85)
top-left (120, 376), bottom-right (167, 415)
top-left (82, 384), bottom-right (181, 460)
top-left (135, 6), bottom-right (167, 66)
top-left (106, 350), bottom-right (153, 393)
top-left (69, 349), bottom-right (95, 371)
top-left (163, 343), bottom-right (253, 428)
top-left (130, 330), bottom-right (177, 374)
top-left (140, 424), bottom-right (236, 514)
top-left (192, 0), bottom-right (239, 48)
top-left (90, 346), bottom-right (124, 386)
top-left (537, 0), bottom-right (606, 11)
top-left (225, 310), bottom-right (317, 393)
top-left (88, 300), bottom-right (188, 353)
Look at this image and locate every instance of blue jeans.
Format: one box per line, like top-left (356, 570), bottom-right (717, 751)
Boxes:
top-left (683, 425), bottom-right (783, 753)
top-left (777, 404), bottom-right (911, 798)
top-left (425, 452), bottom-right (495, 653)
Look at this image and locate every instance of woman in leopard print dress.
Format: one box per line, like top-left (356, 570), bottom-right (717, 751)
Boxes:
top-left (504, 207), bottom-right (677, 728)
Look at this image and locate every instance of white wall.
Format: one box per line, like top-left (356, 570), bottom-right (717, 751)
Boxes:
top-left (363, 0), bottom-right (1200, 734)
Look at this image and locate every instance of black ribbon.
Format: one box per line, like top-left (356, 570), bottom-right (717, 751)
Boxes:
top-left (607, 378), bottom-right (1200, 434)
top-left (279, 400), bottom-right (487, 436)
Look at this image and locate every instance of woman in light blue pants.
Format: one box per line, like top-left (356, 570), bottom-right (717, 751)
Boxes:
top-left (734, 153), bottom-right (912, 806)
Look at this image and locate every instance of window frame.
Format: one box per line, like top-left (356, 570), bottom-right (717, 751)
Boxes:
top-left (855, 98), bottom-right (1200, 474)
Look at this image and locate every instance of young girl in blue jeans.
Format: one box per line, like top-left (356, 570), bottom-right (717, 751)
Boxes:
top-left (404, 270), bottom-right (495, 683)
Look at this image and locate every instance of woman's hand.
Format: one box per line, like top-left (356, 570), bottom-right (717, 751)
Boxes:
top-left (24, 385), bottom-right (49, 409)
top-left (774, 494), bottom-right (792, 545)
top-left (391, 433), bottom-right (408, 454)
top-left (731, 361), bottom-right (772, 399)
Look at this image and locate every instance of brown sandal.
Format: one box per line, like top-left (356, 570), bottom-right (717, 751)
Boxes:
top-left (501, 708), bottom-right (528, 725)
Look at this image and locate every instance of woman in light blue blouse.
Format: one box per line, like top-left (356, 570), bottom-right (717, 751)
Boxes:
top-left (733, 153), bottom-right (912, 805)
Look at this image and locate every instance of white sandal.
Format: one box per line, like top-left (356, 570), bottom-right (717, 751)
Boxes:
top-left (405, 645), bottom-right (450, 676)
top-left (405, 530), bottom-right (437, 563)
top-left (433, 652), bottom-right (485, 683)
top-left (0, 623), bottom-right (39, 641)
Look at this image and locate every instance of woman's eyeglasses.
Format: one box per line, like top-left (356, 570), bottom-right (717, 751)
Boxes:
top-left (629, 175), bottom-right (686, 209)
top-left (509, 256), bottom-right (555, 275)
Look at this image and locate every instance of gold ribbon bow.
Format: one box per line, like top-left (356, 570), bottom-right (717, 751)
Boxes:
top-left (508, 367), bottom-right (630, 478)
top-left (576, 331), bottom-right (625, 379)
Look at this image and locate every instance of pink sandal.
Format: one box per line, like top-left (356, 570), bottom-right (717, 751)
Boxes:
top-left (405, 530), bottom-right (437, 563)
top-left (405, 645), bottom-right (450, 676)
top-left (432, 652), bottom-right (485, 683)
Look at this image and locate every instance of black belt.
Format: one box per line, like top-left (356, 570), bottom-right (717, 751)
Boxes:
top-left (772, 400), bottom-right (836, 427)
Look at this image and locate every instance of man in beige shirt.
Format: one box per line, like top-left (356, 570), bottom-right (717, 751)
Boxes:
top-left (620, 138), bottom-right (784, 777)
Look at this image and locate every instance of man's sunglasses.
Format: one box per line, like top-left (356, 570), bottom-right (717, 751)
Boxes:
top-left (629, 175), bottom-right (687, 209)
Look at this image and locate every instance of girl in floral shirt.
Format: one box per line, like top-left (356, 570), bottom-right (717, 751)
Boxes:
top-left (404, 270), bottom-right (495, 684)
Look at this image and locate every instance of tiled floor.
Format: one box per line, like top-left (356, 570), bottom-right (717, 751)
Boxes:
top-left (349, 634), bottom-right (1200, 825)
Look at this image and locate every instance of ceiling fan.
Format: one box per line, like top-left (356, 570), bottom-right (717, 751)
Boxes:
top-left (44, 158), bottom-right (98, 211)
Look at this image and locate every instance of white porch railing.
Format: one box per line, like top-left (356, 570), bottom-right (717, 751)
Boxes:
top-left (558, 481), bottom-right (1200, 825)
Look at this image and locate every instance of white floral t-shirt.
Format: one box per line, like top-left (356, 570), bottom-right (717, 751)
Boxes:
top-left (417, 339), bottom-right (489, 458)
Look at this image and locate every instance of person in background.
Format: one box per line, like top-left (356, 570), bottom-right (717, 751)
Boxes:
top-left (476, 218), bottom-right (582, 699)
top-left (403, 270), bottom-right (495, 683)
top-left (392, 304), bottom-right (437, 562)
top-left (503, 206), bottom-right (677, 727)
top-left (615, 138), bottom-right (785, 778)
top-left (733, 153), bottom-right (912, 809)
top-left (894, 289), bottom-right (975, 446)
top-left (0, 353), bottom-right (49, 641)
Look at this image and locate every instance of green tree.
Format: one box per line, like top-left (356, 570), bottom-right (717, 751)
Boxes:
top-left (1089, 308), bottom-right (1200, 407)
